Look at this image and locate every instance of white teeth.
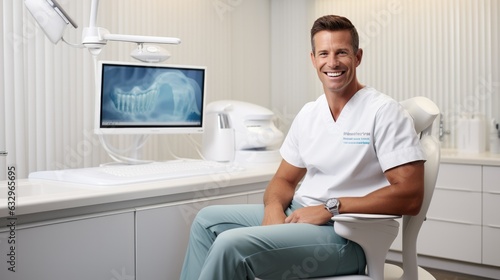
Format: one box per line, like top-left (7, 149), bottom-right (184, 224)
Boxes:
top-left (326, 72), bottom-right (342, 77)
top-left (112, 86), bottom-right (159, 114)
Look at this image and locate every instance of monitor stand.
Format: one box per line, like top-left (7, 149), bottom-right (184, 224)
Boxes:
top-left (98, 134), bottom-right (153, 165)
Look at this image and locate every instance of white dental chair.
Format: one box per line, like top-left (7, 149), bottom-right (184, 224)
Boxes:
top-left (314, 96), bottom-right (441, 280)
top-left (257, 96), bottom-right (440, 280)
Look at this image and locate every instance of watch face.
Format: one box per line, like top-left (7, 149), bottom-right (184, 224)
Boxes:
top-left (327, 198), bottom-right (338, 209)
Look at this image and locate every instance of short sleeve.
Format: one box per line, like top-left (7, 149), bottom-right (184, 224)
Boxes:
top-left (373, 101), bottom-right (425, 171)
top-left (279, 108), bottom-right (307, 168)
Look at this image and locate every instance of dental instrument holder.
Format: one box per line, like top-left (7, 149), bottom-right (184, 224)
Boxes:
top-left (489, 119), bottom-right (500, 154)
top-left (202, 112), bottom-right (235, 162)
top-left (202, 100), bottom-right (284, 163)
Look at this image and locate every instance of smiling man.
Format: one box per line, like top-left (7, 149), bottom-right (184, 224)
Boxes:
top-left (180, 15), bottom-right (425, 280)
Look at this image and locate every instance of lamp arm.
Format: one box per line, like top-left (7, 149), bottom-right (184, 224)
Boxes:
top-left (103, 34), bottom-right (181, 45)
top-left (82, 0), bottom-right (180, 55)
top-left (89, 0), bottom-right (100, 28)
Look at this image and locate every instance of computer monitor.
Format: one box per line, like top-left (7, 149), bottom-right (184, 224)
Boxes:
top-left (95, 60), bottom-right (206, 135)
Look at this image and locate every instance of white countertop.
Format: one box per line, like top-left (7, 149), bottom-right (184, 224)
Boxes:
top-left (441, 149), bottom-right (500, 166)
top-left (0, 162), bottom-right (279, 219)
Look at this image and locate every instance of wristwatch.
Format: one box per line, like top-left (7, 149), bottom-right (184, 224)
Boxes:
top-left (324, 198), bottom-right (340, 216)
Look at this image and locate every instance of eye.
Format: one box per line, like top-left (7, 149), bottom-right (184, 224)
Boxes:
top-left (338, 50), bottom-right (348, 56)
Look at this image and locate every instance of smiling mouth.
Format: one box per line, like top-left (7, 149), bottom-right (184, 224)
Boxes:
top-left (325, 71), bottom-right (344, 77)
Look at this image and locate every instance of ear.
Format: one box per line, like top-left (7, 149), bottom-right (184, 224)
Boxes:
top-left (310, 51), bottom-right (317, 67)
top-left (355, 48), bottom-right (363, 67)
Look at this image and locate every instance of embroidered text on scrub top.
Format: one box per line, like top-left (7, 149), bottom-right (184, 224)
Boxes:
top-left (343, 131), bottom-right (371, 144)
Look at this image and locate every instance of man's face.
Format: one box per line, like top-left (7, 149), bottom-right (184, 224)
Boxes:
top-left (310, 30), bottom-right (362, 95)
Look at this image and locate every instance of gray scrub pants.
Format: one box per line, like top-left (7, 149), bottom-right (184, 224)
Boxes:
top-left (180, 201), bottom-right (366, 280)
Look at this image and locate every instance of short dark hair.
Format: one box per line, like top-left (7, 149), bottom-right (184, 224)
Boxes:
top-left (310, 15), bottom-right (359, 54)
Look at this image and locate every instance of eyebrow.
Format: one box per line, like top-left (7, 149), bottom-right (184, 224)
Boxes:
top-left (316, 47), bottom-right (351, 54)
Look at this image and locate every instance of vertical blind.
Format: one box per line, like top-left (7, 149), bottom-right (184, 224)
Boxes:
top-left (1, 0), bottom-right (270, 180)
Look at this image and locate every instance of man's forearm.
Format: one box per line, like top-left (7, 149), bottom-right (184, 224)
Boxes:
top-left (263, 180), bottom-right (295, 210)
top-left (261, 178), bottom-right (296, 225)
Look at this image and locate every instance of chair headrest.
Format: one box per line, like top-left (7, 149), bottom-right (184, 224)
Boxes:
top-left (400, 97), bottom-right (440, 134)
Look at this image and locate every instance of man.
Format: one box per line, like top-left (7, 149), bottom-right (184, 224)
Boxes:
top-left (180, 15), bottom-right (425, 279)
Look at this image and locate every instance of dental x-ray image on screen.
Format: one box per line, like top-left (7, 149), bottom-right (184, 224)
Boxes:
top-left (95, 61), bottom-right (206, 135)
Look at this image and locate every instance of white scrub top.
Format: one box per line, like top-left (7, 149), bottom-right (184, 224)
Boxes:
top-left (280, 87), bottom-right (425, 207)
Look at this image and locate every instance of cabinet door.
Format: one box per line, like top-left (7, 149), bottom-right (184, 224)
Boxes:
top-left (427, 189), bottom-right (481, 224)
top-left (436, 163), bottom-right (481, 191)
top-left (418, 220), bottom-right (481, 263)
top-left (135, 194), bottom-right (247, 280)
top-left (483, 166), bottom-right (500, 194)
top-left (482, 166), bottom-right (500, 266)
top-left (247, 190), bottom-right (265, 204)
top-left (483, 226), bottom-right (500, 266)
top-left (0, 211), bottom-right (135, 280)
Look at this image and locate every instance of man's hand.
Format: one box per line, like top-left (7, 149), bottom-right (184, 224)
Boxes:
top-left (284, 205), bottom-right (333, 225)
top-left (261, 212), bottom-right (287, 226)
top-left (262, 203), bottom-right (287, 226)
top-left (261, 160), bottom-right (307, 226)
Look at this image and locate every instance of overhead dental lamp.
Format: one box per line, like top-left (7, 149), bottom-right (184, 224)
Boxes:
top-left (25, 0), bottom-right (180, 61)
top-left (24, 0), bottom-right (78, 44)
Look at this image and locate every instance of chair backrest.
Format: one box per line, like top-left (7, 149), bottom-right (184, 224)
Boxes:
top-left (399, 97), bottom-right (441, 279)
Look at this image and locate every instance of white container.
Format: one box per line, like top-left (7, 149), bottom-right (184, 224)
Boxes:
top-left (202, 112), bottom-right (235, 162)
top-left (456, 115), bottom-right (486, 154)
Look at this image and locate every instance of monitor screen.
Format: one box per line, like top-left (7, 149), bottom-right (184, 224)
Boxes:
top-left (95, 61), bottom-right (206, 135)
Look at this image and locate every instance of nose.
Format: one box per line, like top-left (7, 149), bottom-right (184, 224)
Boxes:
top-left (327, 55), bottom-right (339, 68)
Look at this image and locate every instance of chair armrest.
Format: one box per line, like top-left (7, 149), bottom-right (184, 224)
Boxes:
top-left (332, 214), bottom-right (401, 280)
top-left (331, 213), bottom-right (401, 223)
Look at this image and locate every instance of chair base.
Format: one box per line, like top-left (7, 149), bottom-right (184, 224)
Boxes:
top-left (280, 264), bottom-right (436, 280)
top-left (384, 263), bottom-right (436, 280)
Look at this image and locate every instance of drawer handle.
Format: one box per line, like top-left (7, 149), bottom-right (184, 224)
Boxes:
top-left (426, 217), bottom-right (479, 225)
top-left (484, 191), bottom-right (500, 195)
top-left (484, 224), bottom-right (500, 229)
top-left (436, 187), bottom-right (480, 193)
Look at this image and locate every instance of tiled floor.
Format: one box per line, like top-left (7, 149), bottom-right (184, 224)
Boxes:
top-left (421, 267), bottom-right (496, 280)
top-left (385, 261), bottom-right (497, 280)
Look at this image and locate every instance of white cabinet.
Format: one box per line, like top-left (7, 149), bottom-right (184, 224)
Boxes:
top-left (482, 166), bottom-right (500, 266)
top-left (391, 163), bottom-right (500, 270)
top-left (417, 163), bottom-right (482, 263)
top-left (0, 211), bottom-right (135, 280)
top-left (135, 190), bottom-right (265, 280)
top-left (247, 190), bottom-right (265, 203)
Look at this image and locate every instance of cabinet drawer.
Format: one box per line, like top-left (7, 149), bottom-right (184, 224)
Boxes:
top-left (436, 163), bottom-right (481, 191)
top-left (483, 166), bottom-right (500, 193)
top-left (418, 220), bottom-right (481, 263)
top-left (136, 195), bottom-right (248, 280)
top-left (247, 190), bottom-right (265, 204)
top-left (0, 212), bottom-right (135, 280)
top-left (483, 226), bottom-right (500, 267)
top-left (483, 193), bottom-right (500, 227)
top-left (427, 189), bottom-right (481, 225)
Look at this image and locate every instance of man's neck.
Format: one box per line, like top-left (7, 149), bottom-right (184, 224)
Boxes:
top-left (325, 82), bottom-right (364, 121)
